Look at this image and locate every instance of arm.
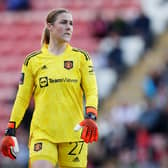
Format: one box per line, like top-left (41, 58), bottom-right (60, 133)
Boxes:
top-left (10, 63), bottom-right (35, 128)
top-left (80, 54), bottom-right (98, 114)
top-left (1, 61), bottom-right (34, 159)
top-left (75, 52), bottom-right (98, 143)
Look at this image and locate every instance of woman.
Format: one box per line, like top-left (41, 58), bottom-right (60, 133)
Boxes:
top-left (1, 8), bottom-right (98, 168)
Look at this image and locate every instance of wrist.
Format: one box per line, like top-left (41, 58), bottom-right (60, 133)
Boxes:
top-left (85, 106), bottom-right (97, 121)
top-left (85, 113), bottom-right (97, 121)
top-left (5, 121), bottom-right (16, 136)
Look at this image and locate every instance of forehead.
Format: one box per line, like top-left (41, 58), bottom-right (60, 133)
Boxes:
top-left (56, 12), bottom-right (73, 21)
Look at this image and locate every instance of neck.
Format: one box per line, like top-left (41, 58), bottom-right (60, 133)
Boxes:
top-left (48, 40), bottom-right (67, 56)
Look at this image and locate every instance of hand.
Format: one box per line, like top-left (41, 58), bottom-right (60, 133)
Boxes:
top-left (0, 122), bottom-right (19, 160)
top-left (74, 112), bottom-right (98, 143)
top-left (1, 136), bottom-right (19, 160)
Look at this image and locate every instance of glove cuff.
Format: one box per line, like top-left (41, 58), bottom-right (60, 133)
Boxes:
top-left (5, 121), bottom-right (16, 136)
top-left (85, 106), bottom-right (97, 120)
top-left (85, 112), bottom-right (97, 121)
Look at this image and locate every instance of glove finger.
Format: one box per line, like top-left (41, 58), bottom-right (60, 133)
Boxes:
top-left (9, 146), bottom-right (16, 160)
top-left (85, 127), bottom-right (92, 143)
top-left (1, 136), bottom-right (14, 156)
top-left (1, 136), bottom-right (17, 160)
top-left (79, 120), bottom-right (86, 127)
top-left (81, 126), bottom-right (88, 141)
top-left (89, 129), bottom-right (94, 143)
top-left (1, 147), bottom-right (9, 157)
top-left (2, 147), bottom-right (16, 160)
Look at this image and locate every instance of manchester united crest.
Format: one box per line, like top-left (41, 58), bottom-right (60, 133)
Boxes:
top-left (64, 61), bottom-right (73, 70)
top-left (34, 143), bottom-right (42, 152)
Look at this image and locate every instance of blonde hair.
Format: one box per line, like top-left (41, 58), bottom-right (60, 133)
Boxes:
top-left (41, 8), bottom-right (70, 45)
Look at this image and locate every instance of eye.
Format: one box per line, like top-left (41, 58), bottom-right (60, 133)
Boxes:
top-left (70, 21), bottom-right (73, 26)
top-left (60, 20), bottom-right (67, 24)
top-left (59, 20), bottom-right (73, 26)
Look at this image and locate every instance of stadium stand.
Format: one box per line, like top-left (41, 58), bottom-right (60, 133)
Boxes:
top-left (102, 31), bottom-right (168, 111)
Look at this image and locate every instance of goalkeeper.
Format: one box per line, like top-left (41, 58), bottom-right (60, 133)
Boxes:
top-left (0, 8), bottom-right (98, 168)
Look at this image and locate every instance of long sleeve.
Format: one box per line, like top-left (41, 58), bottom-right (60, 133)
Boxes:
top-left (80, 53), bottom-right (98, 111)
top-left (10, 63), bottom-right (34, 128)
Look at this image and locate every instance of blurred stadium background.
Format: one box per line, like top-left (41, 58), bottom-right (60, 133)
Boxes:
top-left (1, 0), bottom-right (168, 167)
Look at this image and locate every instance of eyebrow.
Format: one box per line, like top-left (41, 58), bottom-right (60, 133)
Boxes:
top-left (60, 19), bottom-right (73, 22)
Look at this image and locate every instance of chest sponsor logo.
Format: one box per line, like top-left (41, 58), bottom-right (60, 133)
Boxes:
top-left (39, 77), bottom-right (48, 88)
top-left (64, 61), bottom-right (73, 70)
top-left (49, 77), bottom-right (77, 83)
top-left (39, 76), bottom-right (77, 87)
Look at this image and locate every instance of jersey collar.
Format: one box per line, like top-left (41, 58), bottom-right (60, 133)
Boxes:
top-left (41, 43), bottom-right (72, 56)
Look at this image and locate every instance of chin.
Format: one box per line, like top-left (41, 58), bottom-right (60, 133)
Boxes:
top-left (63, 38), bottom-right (71, 43)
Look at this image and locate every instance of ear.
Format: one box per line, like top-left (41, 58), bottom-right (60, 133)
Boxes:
top-left (46, 23), bottom-right (53, 31)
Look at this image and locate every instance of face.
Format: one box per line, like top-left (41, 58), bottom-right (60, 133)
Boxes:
top-left (48, 12), bottom-right (73, 43)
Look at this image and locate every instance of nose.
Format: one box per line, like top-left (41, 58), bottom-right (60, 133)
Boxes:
top-left (66, 25), bottom-right (71, 30)
top-left (66, 22), bottom-right (73, 29)
top-left (66, 23), bottom-right (72, 29)
top-left (66, 26), bottom-right (72, 33)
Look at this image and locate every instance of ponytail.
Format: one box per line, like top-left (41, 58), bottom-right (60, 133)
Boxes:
top-left (41, 27), bottom-right (50, 45)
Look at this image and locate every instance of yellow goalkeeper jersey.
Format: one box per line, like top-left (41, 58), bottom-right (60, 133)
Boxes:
top-left (10, 44), bottom-right (98, 143)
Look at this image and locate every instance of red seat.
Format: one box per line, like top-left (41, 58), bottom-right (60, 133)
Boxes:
top-left (71, 36), bottom-right (100, 53)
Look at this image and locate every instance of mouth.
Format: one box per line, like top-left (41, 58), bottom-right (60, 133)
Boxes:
top-left (64, 32), bottom-right (71, 36)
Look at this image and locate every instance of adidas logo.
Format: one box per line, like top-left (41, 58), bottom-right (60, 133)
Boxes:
top-left (73, 157), bottom-right (80, 162)
top-left (41, 65), bottom-right (47, 70)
